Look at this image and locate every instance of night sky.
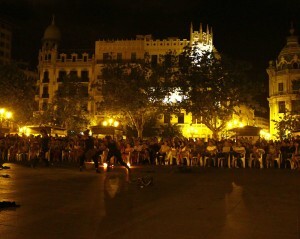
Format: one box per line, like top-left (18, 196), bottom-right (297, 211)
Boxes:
top-left (1, 0), bottom-right (300, 101)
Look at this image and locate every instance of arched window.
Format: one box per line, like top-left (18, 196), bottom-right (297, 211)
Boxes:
top-left (43, 71), bottom-right (49, 83)
top-left (293, 62), bottom-right (299, 69)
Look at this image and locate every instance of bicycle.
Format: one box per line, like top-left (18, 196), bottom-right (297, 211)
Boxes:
top-left (129, 175), bottom-right (153, 188)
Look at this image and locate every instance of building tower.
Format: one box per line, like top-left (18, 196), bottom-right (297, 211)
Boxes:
top-left (36, 17), bottom-right (94, 114)
top-left (37, 16), bottom-right (61, 110)
top-left (268, 23), bottom-right (300, 138)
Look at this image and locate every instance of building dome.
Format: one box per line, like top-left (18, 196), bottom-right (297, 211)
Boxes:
top-left (43, 16), bottom-right (61, 41)
top-left (277, 24), bottom-right (300, 69)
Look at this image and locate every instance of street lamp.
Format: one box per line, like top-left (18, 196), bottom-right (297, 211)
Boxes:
top-left (0, 108), bottom-right (13, 129)
top-left (102, 118), bottom-right (120, 139)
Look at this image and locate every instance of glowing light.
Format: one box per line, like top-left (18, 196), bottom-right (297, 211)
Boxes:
top-left (5, 112), bottom-right (12, 119)
top-left (108, 118), bottom-right (113, 125)
top-left (260, 130), bottom-right (271, 140)
top-left (127, 162), bottom-right (131, 168)
top-left (113, 121), bottom-right (119, 127)
top-left (102, 121), bottom-right (108, 126)
top-left (103, 163), bottom-right (108, 169)
top-left (0, 109), bottom-right (4, 114)
top-left (19, 126), bottom-right (31, 136)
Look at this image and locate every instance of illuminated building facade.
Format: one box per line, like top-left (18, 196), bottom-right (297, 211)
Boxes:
top-left (268, 24), bottom-right (300, 139)
top-left (37, 18), bottom-right (254, 139)
top-left (0, 18), bottom-right (12, 65)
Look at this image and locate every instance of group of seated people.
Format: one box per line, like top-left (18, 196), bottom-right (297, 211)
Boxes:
top-left (1, 133), bottom-right (300, 170)
top-left (120, 137), bottom-right (300, 169)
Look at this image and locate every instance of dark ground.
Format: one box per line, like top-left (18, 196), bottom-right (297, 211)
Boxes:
top-left (0, 163), bottom-right (300, 239)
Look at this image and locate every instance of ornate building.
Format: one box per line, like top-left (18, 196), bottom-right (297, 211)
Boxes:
top-left (267, 24), bottom-right (300, 139)
top-left (36, 18), bottom-right (255, 139)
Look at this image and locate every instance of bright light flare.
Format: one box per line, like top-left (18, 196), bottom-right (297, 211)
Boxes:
top-left (5, 112), bottom-right (12, 119)
top-left (113, 121), bottom-right (119, 127)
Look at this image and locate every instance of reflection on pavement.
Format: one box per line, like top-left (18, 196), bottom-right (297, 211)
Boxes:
top-left (104, 175), bottom-right (121, 198)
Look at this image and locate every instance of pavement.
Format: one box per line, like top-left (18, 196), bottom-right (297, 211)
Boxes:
top-left (0, 163), bottom-right (300, 239)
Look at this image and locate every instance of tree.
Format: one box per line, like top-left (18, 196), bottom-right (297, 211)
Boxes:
top-left (32, 74), bottom-right (90, 135)
top-left (273, 110), bottom-right (300, 140)
top-left (99, 54), bottom-right (170, 138)
top-left (0, 64), bottom-right (36, 125)
top-left (177, 47), bottom-right (242, 139)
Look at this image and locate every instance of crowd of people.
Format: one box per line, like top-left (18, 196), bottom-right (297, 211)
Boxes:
top-left (0, 131), bottom-right (300, 171)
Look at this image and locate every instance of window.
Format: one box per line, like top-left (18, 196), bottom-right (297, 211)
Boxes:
top-left (42, 86), bottom-right (49, 98)
top-left (42, 101), bottom-right (48, 111)
top-left (70, 70), bottom-right (77, 77)
top-left (164, 113), bottom-right (171, 124)
top-left (292, 80), bottom-right (300, 93)
top-left (72, 56), bottom-right (76, 62)
top-left (278, 83), bottom-right (283, 92)
top-left (131, 52), bottom-right (136, 62)
top-left (103, 53), bottom-right (110, 63)
top-left (278, 101), bottom-right (285, 113)
top-left (292, 100), bottom-right (300, 113)
top-left (83, 56), bottom-right (87, 62)
top-left (61, 56), bottom-right (65, 62)
top-left (178, 113), bottom-right (184, 124)
top-left (43, 71), bottom-right (49, 83)
top-left (57, 71), bottom-right (66, 82)
top-left (192, 115), bottom-right (201, 124)
top-left (81, 71), bottom-right (89, 82)
top-left (117, 53), bottom-right (122, 62)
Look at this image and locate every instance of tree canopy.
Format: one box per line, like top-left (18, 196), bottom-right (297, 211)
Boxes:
top-left (32, 74), bottom-right (90, 135)
top-left (0, 64), bottom-right (36, 125)
top-left (99, 54), bottom-right (173, 138)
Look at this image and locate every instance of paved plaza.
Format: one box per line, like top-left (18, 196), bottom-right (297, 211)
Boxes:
top-left (0, 163), bottom-right (300, 239)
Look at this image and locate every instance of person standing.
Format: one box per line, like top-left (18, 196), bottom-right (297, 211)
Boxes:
top-left (79, 130), bottom-right (100, 173)
top-left (40, 129), bottom-right (50, 167)
top-left (104, 135), bottom-right (130, 174)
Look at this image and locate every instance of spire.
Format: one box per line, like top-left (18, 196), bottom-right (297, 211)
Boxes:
top-left (210, 26), bottom-right (213, 44)
top-left (206, 24), bottom-right (209, 44)
top-left (51, 14), bottom-right (55, 25)
top-left (190, 22), bottom-right (193, 45)
top-left (290, 21), bottom-right (295, 35)
top-left (286, 21), bottom-right (298, 46)
top-left (199, 23), bottom-right (203, 42)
